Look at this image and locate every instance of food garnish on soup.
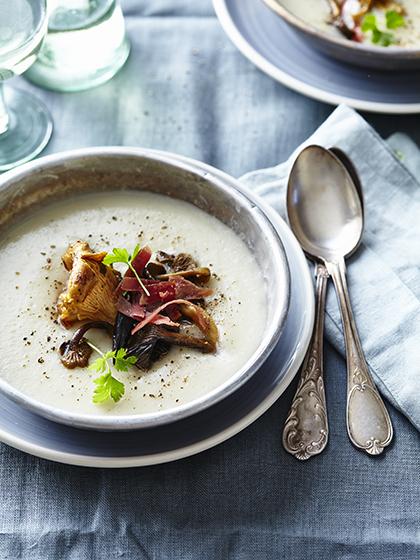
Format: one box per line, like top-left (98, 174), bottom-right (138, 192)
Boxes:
top-left (328, 0), bottom-right (408, 46)
top-left (58, 242), bottom-right (218, 404)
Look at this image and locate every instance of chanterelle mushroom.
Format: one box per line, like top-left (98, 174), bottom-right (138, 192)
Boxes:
top-left (57, 241), bottom-right (121, 327)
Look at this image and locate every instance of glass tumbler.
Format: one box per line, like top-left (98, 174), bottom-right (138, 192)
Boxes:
top-left (0, 0), bottom-right (52, 171)
top-left (25, 0), bottom-right (131, 92)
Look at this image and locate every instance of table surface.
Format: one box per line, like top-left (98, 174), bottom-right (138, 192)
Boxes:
top-left (2, 1), bottom-right (419, 558)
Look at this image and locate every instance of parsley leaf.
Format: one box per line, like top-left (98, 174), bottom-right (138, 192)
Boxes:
top-left (114, 348), bottom-right (138, 372)
top-left (361, 12), bottom-right (395, 46)
top-left (88, 350), bottom-right (116, 374)
top-left (88, 355), bottom-right (108, 374)
top-left (86, 342), bottom-right (137, 404)
top-left (103, 245), bottom-right (150, 296)
top-left (386, 10), bottom-right (405, 30)
top-left (93, 372), bottom-right (125, 404)
top-left (361, 13), bottom-right (377, 33)
top-left (372, 28), bottom-right (394, 46)
top-left (102, 247), bottom-right (130, 266)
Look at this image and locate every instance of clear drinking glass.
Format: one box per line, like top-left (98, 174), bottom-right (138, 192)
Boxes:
top-left (25, 0), bottom-right (130, 92)
top-left (0, 0), bottom-right (52, 172)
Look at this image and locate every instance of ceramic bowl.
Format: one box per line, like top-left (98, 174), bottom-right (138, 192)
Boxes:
top-left (0, 148), bottom-right (290, 430)
top-left (263, 0), bottom-right (420, 70)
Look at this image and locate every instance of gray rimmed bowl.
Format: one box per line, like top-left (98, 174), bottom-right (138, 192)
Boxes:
top-left (263, 0), bottom-right (420, 70)
top-left (0, 147), bottom-right (290, 431)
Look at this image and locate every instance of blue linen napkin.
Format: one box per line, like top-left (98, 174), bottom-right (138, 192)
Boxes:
top-left (241, 104), bottom-right (420, 432)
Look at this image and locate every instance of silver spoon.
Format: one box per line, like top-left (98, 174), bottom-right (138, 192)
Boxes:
top-left (283, 146), bottom-right (364, 460)
top-left (286, 145), bottom-right (393, 456)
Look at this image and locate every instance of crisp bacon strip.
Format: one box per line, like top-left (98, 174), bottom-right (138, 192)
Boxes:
top-left (151, 314), bottom-right (180, 328)
top-left (170, 277), bottom-right (212, 299)
top-left (140, 281), bottom-right (177, 305)
top-left (116, 296), bottom-right (146, 320)
top-left (120, 276), bottom-right (212, 303)
top-left (119, 277), bottom-right (151, 291)
top-left (131, 299), bottom-right (189, 334)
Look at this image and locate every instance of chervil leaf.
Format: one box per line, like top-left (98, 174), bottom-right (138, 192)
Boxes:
top-left (114, 348), bottom-right (137, 372)
top-left (93, 372), bottom-right (125, 404)
top-left (386, 10), bottom-right (405, 30)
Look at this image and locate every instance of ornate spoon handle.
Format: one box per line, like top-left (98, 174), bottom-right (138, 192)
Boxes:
top-left (327, 258), bottom-right (393, 455)
top-left (283, 264), bottom-right (329, 460)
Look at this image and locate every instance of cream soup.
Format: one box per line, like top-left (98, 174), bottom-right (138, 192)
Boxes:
top-left (279, 0), bottom-right (420, 48)
top-left (0, 192), bottom-right (267, 416)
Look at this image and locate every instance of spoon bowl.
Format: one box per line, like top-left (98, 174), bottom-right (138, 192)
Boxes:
top-left (287, 145), bottom-right (363, 263)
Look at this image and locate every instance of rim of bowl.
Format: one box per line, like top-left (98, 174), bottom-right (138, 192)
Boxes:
top-left (262, 0), bottom-right (420, 58)
top-left (0, 147), bottom-right (290, 431)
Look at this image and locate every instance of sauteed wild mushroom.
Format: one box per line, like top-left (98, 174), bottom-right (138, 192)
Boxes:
top-left (58, 241), bottom-right (219, 404)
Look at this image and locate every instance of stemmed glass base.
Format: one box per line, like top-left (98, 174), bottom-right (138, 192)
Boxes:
top-left (0, 88), bottom-right (53, 172)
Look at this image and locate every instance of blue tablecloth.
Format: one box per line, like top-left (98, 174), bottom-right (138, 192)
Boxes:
top-left (2, 1), bottom-right (419, 558)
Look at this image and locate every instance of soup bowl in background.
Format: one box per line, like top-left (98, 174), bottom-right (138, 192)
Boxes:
top-left (263, 0), bottom-right (420, 70)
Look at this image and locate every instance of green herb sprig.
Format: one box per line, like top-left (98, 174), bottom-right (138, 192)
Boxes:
top-left (385, 10), bottom-right (405, 30)
top-left (361, 10), bottom-right (405, 47)
top-left (87, 342), bottom-right (137, 404)
top-left (103, 245), bottom-right (150, 296)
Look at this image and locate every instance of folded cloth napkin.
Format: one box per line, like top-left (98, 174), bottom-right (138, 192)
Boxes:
top-left (240, 104), bottom-right (420, 432)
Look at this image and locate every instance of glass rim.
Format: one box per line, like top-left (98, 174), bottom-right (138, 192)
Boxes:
top-left (0, 0), bottom-right (48, 63)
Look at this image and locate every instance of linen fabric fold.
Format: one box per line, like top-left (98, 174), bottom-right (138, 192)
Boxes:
top-left (241, 104), bottom-right (420, 431)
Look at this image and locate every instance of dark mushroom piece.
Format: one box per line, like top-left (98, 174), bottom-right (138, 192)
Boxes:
top-left (126, 323), bottom-right (216, 370)
top-left (125, 325), bottom-right (170, 369)
top-left (145, 261), bottom-right (167, 279)
top-left (156, 251), bottom-right (198, 272)
top-left (59, 321), bottom-right (113, 369)
top-left (178, 302), bottom-right (218, 352)
top-left (156, 267), bottom-right (211, 285)
top-left (112, 311), bottom-right (137, 352)
top-left (150, 251), bottom-right (210, 284)
top-left (172, 253), bottom-right (198, 272)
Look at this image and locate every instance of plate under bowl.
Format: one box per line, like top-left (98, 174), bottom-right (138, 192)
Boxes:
top-left (263, 0), bottom-right (420, 70)
top-left (0, 148), bottom-right (290, 431)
